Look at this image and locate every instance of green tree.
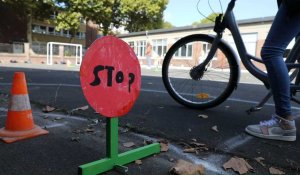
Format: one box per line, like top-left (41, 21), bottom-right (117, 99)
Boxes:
top-left (120, 0), bottom-right (169, 32)
top-left (56, 0), bottom-right (122, 36)
top-left (162, 21), bottom-right (174, 29)
top-left (1, 0), bottom-right (56, 43)
top-left (54, 11), bottom-right (82, 41)
top-left (192, 13), bottom-right (220, 25)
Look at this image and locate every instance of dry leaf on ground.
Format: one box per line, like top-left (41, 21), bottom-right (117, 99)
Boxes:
top-left (76, 105), bottom-right (89, 110)
top-left (189, 142), bottom-right (206, 147)
top-left (169, 159), bottom-right (205, 175)
top-left (42, 105), bottom-right (56, 113)
top-left (269, 167), bottom-right (285, 175)
top-left (85, 128), bottom-right (95, 133)
top-left (143, 139), bottom-right (154, 145)
top-left (223, 157), bottom-right (253, 174)
top-left (254, 157), bottom-right (266, 166)
top-left (198, 114), bottom-right (208, 119)
top-left (123, 142), bottom-right (135, 148)
top-left (135, 160), bottom-right (142, 165)
top-left (183, 148), bottom-right (197, 153)
top-left (211, 125), bottom-right (219, 132)
top-left (71, 105), bottom-right (89, 113)
top-left (160, 143), bottom-right (169, 152)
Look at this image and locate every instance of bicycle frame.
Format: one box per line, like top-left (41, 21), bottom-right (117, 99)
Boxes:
top-left (200, 0), bottom-right (273, 87)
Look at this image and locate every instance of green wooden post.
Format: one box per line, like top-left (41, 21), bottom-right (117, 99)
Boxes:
top-left (78, 118), bottom-right (160, 175)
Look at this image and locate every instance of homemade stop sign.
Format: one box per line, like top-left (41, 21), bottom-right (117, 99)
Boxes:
top-left (80, 36), bottom-right (141, 117)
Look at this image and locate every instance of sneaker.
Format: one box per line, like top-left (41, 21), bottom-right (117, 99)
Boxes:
top-left (245, 114), bottom-right (296, 141)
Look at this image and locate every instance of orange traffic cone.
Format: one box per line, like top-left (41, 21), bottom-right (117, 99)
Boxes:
top-left (0, 72), bottom-right (48, 143)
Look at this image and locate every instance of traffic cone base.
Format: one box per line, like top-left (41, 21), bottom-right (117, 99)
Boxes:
top-left (0, 72), bottom-right (49, 143)
top-left (0, 125), bottom-right (49, 143)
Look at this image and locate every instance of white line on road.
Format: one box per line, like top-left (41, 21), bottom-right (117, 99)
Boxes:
top-left (133, 133), bottom-right (232, 175)
top-left (43, 122), bottom-right (68, 129)
top-left (1, 82), bottom-right (300, 110)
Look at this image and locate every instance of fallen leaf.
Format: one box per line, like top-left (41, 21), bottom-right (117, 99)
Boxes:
top-left (90, 119), bottom-right (99, 125)
top-left (160, 143), bottom-right (169, 152)
top-left (169, 157), bottom-right (175, 162)
top-left (76, 105), bottom-right (89, 111)
top-left (135, 160), bottom-right (142, 165)
top-left (73, 129), bottom-right (82, 134)
top-left (183, 148), bottom-right (197, 153)
top-left (269, 167), bottom-right (285, 175)
top-left (123, 142), bottom-right (135, 148)
top-left (119, 127), bottom-right (129, 133)
top-left (195, 93), bottom-right (209, 99)
top-left (211, 125), bottom-right (219, 132)
top-left (254, 157), bottom-right (265, 167)
top-left (191, 138), bottom-right (197, 142)
top-left (223, 157), bottom-right (253, 174)
top-left (158, 139), bottom-right (169, 144)
top-left (42, 105), bottom-right (56, 113)
top-left (189, 142), bottom-right (206, 147)
top-left (143, 139), bottom-right (154, 145)
top-left (85, 128), bottom-right (95, 133)
top-left (198, 114), bottom-right (208, 119)
top-left (169, 159), bottom-right (205, 175)
top-left (71, 137), bottom-right (80, 142)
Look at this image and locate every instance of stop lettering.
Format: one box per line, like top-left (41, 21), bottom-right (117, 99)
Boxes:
top-left (80, 36), bottom-right (141, 117)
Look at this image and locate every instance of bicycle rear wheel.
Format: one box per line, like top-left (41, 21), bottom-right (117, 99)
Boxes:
top-left (162, 34), bottom-right (239, 109)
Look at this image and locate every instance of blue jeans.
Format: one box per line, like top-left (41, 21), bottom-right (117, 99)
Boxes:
top-left (261, 2), bottom-right (300, 117)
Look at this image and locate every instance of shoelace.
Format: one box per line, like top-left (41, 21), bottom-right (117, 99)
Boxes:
top-left (259, 115), bottom-right (278, 126)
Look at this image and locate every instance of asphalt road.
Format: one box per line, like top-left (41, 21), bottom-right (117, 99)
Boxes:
top-left (1, 65), bottom-right (300, 174)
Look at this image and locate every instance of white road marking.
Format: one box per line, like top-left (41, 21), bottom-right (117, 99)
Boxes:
top-left (34, 112), bottom-right (89, 122)
top-left (133, 133), bottom-right (233, 175)
top-left (1, 82), bottom-right (300, 110)
top-left (43, 122), bottom-right (68, 129)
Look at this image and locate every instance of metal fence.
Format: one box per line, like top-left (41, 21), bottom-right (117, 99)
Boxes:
top-left (0, 42), bottom-right (24, 54)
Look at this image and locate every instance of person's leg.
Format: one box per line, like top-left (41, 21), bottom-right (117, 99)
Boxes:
top-left (262, 3), bottom-right (300, 118)
top-left (245, 3), bottom-right (300, 141)
top-left (146, 56), bottom-right (152, 69)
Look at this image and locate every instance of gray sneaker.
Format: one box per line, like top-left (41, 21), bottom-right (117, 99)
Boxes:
top-left (245, 115), bottom-right (296, 141)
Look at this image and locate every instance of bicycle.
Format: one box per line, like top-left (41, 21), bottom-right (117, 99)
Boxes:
top-left (162, 0), bottom-right (300, 114)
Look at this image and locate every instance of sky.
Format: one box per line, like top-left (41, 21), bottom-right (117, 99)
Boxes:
top-left (164, 0), bottom-right (278, 27)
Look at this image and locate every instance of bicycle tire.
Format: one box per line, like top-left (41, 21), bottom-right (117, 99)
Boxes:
top-left (162, 34), bottom-right (239, 109)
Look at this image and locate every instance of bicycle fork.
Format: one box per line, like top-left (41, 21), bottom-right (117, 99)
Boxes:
top-left (190, 34), bottom-right (222, 80)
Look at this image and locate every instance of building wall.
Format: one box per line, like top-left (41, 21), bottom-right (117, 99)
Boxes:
top-left (119, 18), bottom-right (274, 70)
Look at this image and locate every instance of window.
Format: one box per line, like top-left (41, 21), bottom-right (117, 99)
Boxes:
top-left (175, 43), bottom-right (193, 58)
top-left (137, 40), bottom-right (146, 57)
top-left (128, 41), bottom-right (135, 50)
top-left (48, 27), bottom-right (55, 34)
top-left (32, 25), bottom-right (41, 33)
top-left (63, 30), bottom-right (71, 37)
top-left (76, 32), bottom-right (86, 39)
top-left (40, 26), bottom-right (47, 34)
top-left (228, 33), bottom-right (258, 56)
top-left (152, 39), bottom-right (167, 57)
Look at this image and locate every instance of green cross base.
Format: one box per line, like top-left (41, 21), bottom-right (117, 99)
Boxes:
top-left (78, 117), bottom-right (160, 175)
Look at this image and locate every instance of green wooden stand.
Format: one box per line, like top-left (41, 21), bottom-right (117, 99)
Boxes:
top-left (78, 117), bottom-right (160, 175)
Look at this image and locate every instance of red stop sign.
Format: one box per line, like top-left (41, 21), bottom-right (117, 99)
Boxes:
top-left (80, 36), bottom-right (141, 117)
